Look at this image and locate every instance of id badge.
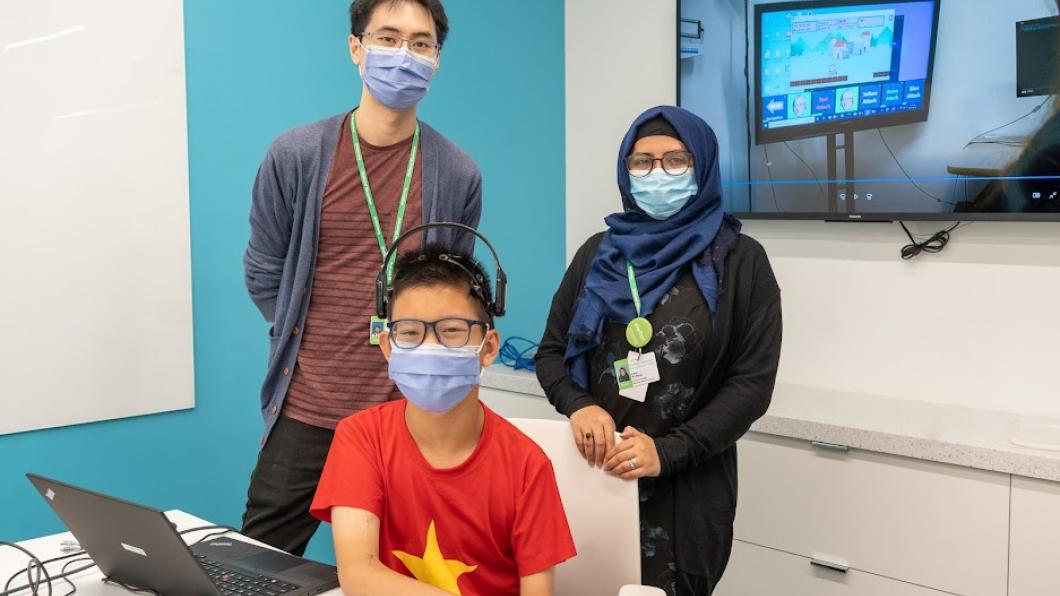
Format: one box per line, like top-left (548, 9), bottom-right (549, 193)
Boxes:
top-left (614, 350), bottom-right (660, 402)
top-left (369, 316), bottom-right (387, 346)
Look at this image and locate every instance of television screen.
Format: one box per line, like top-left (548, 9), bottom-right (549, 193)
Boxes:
top-left (1017, 16), bottom-right (1059, 97)
top-left (756, 0), bottom-right (941, 144)
top-left (679, 0), bottom-right (1060, 220)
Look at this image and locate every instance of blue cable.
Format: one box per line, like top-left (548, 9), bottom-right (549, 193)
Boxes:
top-left (499, 337), bottom-right (539, 372)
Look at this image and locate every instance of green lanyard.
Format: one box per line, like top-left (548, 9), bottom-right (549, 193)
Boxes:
top-left (625, 261), bottom-right (653, 349)
top-left (350, 110), bottom-right (420, 283)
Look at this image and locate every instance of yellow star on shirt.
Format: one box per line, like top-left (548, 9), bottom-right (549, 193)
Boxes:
top-left (393, 521), bottom-right (477, 595)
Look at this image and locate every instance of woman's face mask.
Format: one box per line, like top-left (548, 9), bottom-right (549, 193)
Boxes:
top-left (629, 169), bottom-right (698, 220)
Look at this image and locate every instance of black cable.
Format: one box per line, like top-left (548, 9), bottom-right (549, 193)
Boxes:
top-left (178, 525), bottom-right (237, 537)
top-left (57, 559), bottom-right (91, 596)
top-left (966, 96), bottom-right (1052, 144)
top-left (191, 529), bottom-right (238, 546)
top-left (876, 128), bottom-right (956, 205)
top-left (3, 559), bottom-right (94, 596)
top-left (898, 221), bottom-right (960, 259)
top-left (101, 578), bottom-right (156, 596)
top-left (782, 140), bottom-right (827, 200)
top-left (1, 542), bottom-right (52, 596)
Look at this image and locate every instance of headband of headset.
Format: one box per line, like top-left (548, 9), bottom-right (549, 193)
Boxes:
top-left (374, 222), bottom-right (507, 319)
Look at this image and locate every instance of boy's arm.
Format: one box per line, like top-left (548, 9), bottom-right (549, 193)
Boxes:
top-left (331, 507), bottom-right (450, 596)
top-left (519, 569), bottom-right (555, 596)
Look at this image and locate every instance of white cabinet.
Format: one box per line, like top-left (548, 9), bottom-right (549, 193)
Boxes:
top-left (1009, 475), bottom-right (1060, 595)
top-left (733, 432), bottom-right (1009, 596)
top-left (716, 540), bottom-right (952, 596)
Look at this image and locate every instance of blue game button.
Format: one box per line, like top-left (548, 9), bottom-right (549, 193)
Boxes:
top-left (882, 82), bottom-right (904, 108)
top-left (811, 90), bottom-right (835, 115)
top-left (903, 80), bottom-right (924, 107)
top-left (763, 95), bottom-right (787, 121)
top-left (860, 84), bottom-right (882, 108)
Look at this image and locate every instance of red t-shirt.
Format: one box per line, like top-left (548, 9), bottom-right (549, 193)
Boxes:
top-left (310, 400), bottom-right (576, 596)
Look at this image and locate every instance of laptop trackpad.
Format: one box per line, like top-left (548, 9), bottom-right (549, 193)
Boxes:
top-left (240, 550), bottom-right (304, 573)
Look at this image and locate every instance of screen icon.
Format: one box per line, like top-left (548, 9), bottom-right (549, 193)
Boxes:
top-left (1032, 192), bottom-right (1042, 199)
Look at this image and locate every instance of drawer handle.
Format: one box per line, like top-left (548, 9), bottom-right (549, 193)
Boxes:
top-left (811, 441), bottom-right (849, 453)
top-left (810, 558), bottom-right (850, 574)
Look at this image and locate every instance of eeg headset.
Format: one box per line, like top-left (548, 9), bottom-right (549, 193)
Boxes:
top-left (374, 222), bottom-right (508, 320)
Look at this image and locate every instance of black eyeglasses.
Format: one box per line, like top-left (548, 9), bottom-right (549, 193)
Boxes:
top-left (626, 150), bottom-right (694, 178)
top-left (387, 318), bottom-right (489, 350)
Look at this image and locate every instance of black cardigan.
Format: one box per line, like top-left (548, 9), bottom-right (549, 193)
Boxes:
top-left (535, 231), bottom-right (782, 578)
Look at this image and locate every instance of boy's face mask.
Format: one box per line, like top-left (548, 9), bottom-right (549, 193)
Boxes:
top-left (387, 339), bottom-right (486, 414)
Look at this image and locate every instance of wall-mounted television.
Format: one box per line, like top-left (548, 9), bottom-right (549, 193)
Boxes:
top-left (678, 0), bottom-right (1060, 221)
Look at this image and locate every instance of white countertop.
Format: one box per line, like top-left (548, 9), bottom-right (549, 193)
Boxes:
top-left (481, 365), bottom-right (1060, 482)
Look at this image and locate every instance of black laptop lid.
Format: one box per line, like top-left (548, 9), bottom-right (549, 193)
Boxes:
top-left (27, 473), bottom-right (220, 596)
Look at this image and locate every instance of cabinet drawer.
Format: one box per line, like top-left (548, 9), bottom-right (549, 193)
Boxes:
top-left (734, 432), bottom-right (1008, 596)
top-left (1009, 476), bottom-right (1060, 595)
top-left (716, 540), bottom-right (952, 596)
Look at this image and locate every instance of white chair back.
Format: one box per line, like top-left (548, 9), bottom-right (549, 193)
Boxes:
top-left (508, 418), bottom-right (642, 596)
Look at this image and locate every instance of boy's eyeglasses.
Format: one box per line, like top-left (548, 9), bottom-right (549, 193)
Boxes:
top-left (387, 318), bottom-right (489, 350)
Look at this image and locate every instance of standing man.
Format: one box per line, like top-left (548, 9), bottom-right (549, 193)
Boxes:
top-left (241, 0), bottom-right (481, 556)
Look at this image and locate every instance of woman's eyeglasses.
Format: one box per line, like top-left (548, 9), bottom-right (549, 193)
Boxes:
top-left (626, 151), bottom-right (694, 178)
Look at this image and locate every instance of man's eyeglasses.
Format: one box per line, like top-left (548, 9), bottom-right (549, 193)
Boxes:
top-left (387, 318), bottom-right (489, 350)
top-left (626, 151), bottom-right (694, 178)
top-left (359, 31), bottom-right (441, 60)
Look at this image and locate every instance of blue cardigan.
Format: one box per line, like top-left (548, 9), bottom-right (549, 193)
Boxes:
top-left (243, 111), bottom-right (482, 445)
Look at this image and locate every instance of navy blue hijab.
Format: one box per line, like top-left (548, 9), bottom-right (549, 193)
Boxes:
top-left (563, 106), bottom-right (742, 390)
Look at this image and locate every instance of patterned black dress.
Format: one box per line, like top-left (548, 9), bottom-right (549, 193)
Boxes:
top-left (587, 269), bottom-right (714, 595)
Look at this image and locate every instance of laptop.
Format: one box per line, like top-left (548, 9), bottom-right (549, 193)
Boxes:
top-left (27, 473), bottom-right (339, 596)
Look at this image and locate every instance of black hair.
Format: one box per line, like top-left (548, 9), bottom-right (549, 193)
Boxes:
top-left (349, 0), bottom-right (449, 46)
top-left (390, 244), bottom-right (492, 323)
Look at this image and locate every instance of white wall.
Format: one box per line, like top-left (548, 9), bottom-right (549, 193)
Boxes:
top-left (568, 1), bottom-right (1060, 419)
top-left (565, 0), bottom-right (678, 260)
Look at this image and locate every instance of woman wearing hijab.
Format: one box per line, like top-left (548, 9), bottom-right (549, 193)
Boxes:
top-left (535, 106), bottom-right (782, 595)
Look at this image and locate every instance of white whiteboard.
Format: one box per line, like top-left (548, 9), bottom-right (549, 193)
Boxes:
top-left (0, 0), bottom-right (194, 434)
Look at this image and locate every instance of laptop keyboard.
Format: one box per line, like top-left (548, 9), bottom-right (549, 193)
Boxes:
top-left (195, 554), bottom-right (301, 596)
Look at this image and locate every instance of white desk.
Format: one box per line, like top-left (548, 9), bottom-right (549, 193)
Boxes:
top-left (0, 511), bottom-right (342, 596)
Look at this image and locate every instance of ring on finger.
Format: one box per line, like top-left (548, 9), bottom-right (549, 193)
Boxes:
top-left (628, 457), bottom-right (638, 471)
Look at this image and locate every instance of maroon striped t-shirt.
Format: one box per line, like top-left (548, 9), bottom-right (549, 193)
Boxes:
top-left (283, 112), bottom-right (422, 429)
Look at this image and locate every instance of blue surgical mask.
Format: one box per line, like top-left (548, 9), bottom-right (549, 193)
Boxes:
top-left (629, 170), bottom-right (698, 220)
top-left (361, 46), bottom-right (436, 110)
top-left (388, 341), bottom-right (483, 414)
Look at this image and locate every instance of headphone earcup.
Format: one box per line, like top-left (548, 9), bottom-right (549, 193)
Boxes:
top-left (493, 272), bottom-right (507, 317)
top-left (375, 276), bottom-right (387, 319)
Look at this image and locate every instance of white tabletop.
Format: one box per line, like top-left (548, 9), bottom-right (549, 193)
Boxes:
top-left (0, 510), bottom-right (342, 596)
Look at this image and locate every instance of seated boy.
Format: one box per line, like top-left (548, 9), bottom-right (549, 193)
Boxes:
top-left (310, 245), bottom-right (576, 596)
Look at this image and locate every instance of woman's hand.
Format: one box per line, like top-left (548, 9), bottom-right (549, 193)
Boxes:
top-left (569, 405), bottom-right (617, 468)
top-left (604, 426), bottom-right (662, 479)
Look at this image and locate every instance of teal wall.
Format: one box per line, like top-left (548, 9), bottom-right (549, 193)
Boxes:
top-left (0, 0), bottom-right (565, 564)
